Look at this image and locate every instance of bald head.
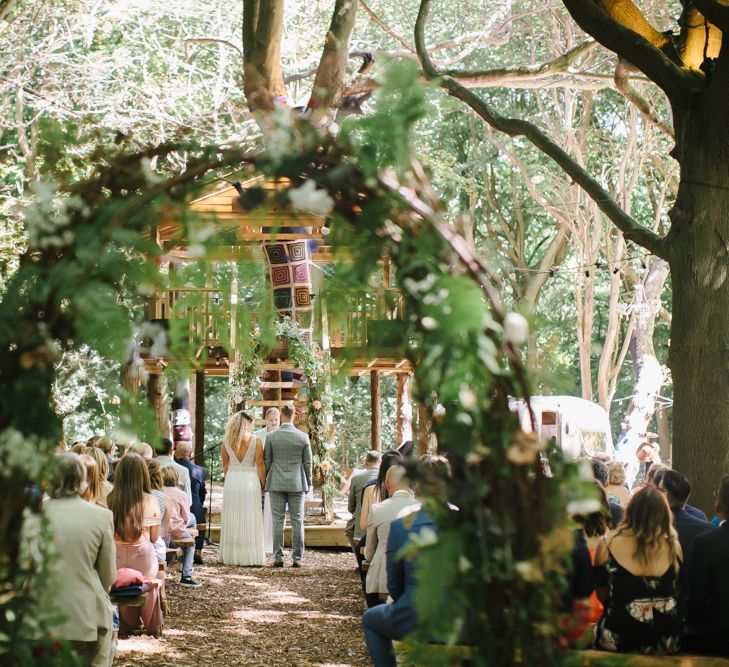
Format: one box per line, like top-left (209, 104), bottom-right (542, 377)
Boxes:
top-left (385, 465), bottom-right (410, 495)
top-left (129, 442), bottom-right (154, 460)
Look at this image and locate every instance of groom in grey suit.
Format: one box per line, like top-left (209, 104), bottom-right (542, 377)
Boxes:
top-left (264, 403), bottom-right (313, 567)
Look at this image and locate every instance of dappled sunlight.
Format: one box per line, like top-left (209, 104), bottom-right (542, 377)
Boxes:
top-left (257, 588), bottom-right (311, 605)
top-left (117, 636), bottom-right (186, 659)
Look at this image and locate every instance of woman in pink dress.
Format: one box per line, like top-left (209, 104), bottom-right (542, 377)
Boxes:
top-left (107, 453), bottom-right (163, 636)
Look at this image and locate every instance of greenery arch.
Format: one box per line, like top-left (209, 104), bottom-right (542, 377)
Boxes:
top-left (0, 64), bottom-right (594, 665)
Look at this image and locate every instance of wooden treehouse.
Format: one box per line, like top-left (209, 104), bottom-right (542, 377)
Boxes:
top-left (137, 177), bottom-right (432, 520)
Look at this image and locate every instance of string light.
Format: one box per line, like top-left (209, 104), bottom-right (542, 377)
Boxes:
top-left (500, 251), bottom-right (655, 278)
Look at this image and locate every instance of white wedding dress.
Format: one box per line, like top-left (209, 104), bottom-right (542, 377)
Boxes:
top-left (221, 437), bottom-right (265, 566)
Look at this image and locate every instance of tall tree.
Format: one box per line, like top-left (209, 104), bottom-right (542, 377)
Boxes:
top-left (415, 0), bottom-right (728, 511)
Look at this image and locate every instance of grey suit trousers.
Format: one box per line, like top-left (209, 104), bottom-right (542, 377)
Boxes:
top-left (270, 491), bottom-right (304, 563)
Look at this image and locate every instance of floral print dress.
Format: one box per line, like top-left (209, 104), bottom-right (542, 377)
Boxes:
top-left (593, 550), bottom-right (681, 654)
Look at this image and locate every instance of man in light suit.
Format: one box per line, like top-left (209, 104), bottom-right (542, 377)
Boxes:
top-left (364, 466), bottom-right (419, 604)
top-left (41, 453), bottom-right (116, 666)
top-left (264, 403), bottom-right (312, 567)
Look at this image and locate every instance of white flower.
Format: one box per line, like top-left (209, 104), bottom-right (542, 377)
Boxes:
top-left (566, 497), bottom-right (602, 515)
top-left (415, 526), bottom-right (438, 547)
top-left (503, 312), bottom-right (529, 346)
top-left (433, 404), bottom-right (446, 418)
top-left (458, 555), bottom-right (472, 573)
top-left (459, 387), bottom-right (478, 409)
top-left (421, 316), bottom-right (438, 330)
top-left (289, 180), bottom-right (334, 217)
top-left (515, 560), bottom-right (543, 583)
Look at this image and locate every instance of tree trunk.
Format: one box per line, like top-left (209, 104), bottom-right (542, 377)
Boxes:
top-left (396, 373), bottom-right (413, 446)
top-left (370, 370), bottom-right (381, 450)
top-left (194, 370), bottom-right (205, 464)
top-left (617, 259), bottom-right (670, 486)
top-left (576, 274), bottom-right (595, 401)
top-left (147, 373), bottom-right (170, 439)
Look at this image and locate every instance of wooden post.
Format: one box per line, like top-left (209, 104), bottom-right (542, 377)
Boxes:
top-left (383, 256), bottom-right (391, 288)
top-left (417, 402), bottom-right (430, 455)
top-left (370, 370), bottom-right (381, 451)
top-left (396, 373), bottom-right (413, 446)
top-left (147, 373), bottom-right (171, 439)
top-left (194, 370), bottom-right (205, 464)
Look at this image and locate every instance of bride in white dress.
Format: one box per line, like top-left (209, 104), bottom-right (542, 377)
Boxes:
top-left (220, 411), bottom-right (266, 566)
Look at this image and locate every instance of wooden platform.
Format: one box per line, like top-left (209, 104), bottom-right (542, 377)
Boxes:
top-left (201, 522), bottom-right (350, 549)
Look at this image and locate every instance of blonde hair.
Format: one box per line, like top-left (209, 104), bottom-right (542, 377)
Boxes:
top-left (79, 454), bottom-right (103, 506)
top-left (223, 411), bottom-right (253, 451)
top-left (146, 459), bottom-right (163, 491)
top-left (607, 461), bottom-right (625, 486)
top-left (161, 464), bottom-right (180, 487)
top-left (87, 447), bottom-right (109, 481)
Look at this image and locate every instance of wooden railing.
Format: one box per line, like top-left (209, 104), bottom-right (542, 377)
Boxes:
top-left (145, 287), bottom-right (404, 351)
top-left (147, 288), bottom-right (229, 346)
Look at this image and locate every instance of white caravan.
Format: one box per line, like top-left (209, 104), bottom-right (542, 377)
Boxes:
top-left (510, 395), bottom-right (614, 459)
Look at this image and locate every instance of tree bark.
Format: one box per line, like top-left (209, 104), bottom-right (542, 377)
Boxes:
top-left (309, 0), bottom-right (359, 112)
top-left (242, 0), bottom-right (287, 111)
top-left (370, 370), bottom-right (381, 450)
top-left (396, 373), bottom-right (413, 446)
top-left (194, 370), bottom-right (205, 464)
top-left (147, 373), bottom-right (170, 439)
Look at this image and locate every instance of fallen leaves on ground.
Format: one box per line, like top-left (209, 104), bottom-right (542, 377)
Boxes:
top-left (115, 547), bottom-right (370, 667)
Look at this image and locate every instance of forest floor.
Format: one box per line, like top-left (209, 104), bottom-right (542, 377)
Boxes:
top-left (115, 548), bottom-right (369, 667)
top-left (115, 492), bottom-right (370, 667)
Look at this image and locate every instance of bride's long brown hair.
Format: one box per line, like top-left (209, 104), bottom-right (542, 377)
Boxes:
top-left (614, 486), bottom-right (680, 569)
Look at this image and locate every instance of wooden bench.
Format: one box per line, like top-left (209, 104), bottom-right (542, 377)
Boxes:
top-left (110, 592), bottom-right (148, 608)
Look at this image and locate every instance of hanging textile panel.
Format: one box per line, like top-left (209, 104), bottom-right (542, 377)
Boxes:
top-left (264, 240), bottom-right (314, 342)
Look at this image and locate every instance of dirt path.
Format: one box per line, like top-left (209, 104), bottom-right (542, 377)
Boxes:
top-left (115, 547), bottom-right (370, 667)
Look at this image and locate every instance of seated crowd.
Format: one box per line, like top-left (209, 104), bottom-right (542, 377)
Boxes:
top-left (42, 434), bottom-right (207, 666)
top-left (565, 449), bottom-right (729, 658)
top-left (351, 441), bottom-right (729, 665)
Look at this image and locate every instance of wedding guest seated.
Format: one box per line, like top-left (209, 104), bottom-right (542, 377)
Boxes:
top-left (346, 450), bottom-right (380, 549)
top-left (162, 465), bottom-right (201, 588)
top-left (657, 469), bottom-right (715, 594)
top-left (685, 475), bottom-right (729, 656)
top-left (40, 453), bottom-right (116, 667)
top-left (361, 455), bottom-right (451, 667)
top-left (653, 467), bottom-right (707, 521)
top-left (593, 487), bottom-right (683, 654)
top-left (96, 436), bottom-right (116, 482)
top-left (590, 459), bottom-right (622, 527)
top-left (174, 442), bottom-right (207, 565)
top-left (561, 483), bottom-right (612, 646)
top-left (107, 453), bottom-right (163, 637)
top-left (364, 465), bottom-right (419, 608)
top-left (156, 438), bottom-right (192, 510)
top-left (146, 459), bottom-right (169, 564)
top-left (360, 451), bottom-right (403, 534)
top-left (71, 442), bottom-right (87, 456)
top-left (80, 453), bottom-right (106, 508)
top-left (605, 462), bottom-right (629, 508)
top-left (86, 447), bottom-right (113, 505)
top-left (127, 442), bottom-right (154, 460)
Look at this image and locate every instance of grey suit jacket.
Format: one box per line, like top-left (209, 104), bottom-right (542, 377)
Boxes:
top-left (264, 423), bottom-right (312, 493)
top-left (41, 496), bottom-right (116, 641)
top-left (347, 466), bottom-right (379, 538)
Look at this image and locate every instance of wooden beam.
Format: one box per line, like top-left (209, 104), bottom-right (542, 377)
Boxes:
top-left (371, 370), bottom-right (381, 451)
top-left (396, 373), bottom-right (413, 447)
top-left (194, 370), bottom-right (205, 464)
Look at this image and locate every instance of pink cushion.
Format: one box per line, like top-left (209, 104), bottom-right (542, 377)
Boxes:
top-left (114, 567), bottom-right (145, 588)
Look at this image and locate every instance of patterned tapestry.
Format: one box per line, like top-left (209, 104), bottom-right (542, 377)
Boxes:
top-left (264, 240), bottom-right (314, 342)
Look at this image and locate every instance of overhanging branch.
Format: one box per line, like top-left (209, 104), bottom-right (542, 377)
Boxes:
top-left (561, 0), bottom-right (701, 102)
top-left (415, 0), bottom-right (669, 260)
top-left (690, 0), bottom-right (729, 33)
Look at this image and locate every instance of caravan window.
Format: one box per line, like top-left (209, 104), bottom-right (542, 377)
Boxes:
top-left (580, 431), bottom-right (610, 456)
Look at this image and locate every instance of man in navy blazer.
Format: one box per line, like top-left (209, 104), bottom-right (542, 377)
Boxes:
top-left (361, 510), bottom-right (435, 667)
top-left (657, 469), bottom-right (715, 598)
top-left (686, 475), bottom-right (729, 656)
top-left (175, 442), bottom-right (207, 563)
